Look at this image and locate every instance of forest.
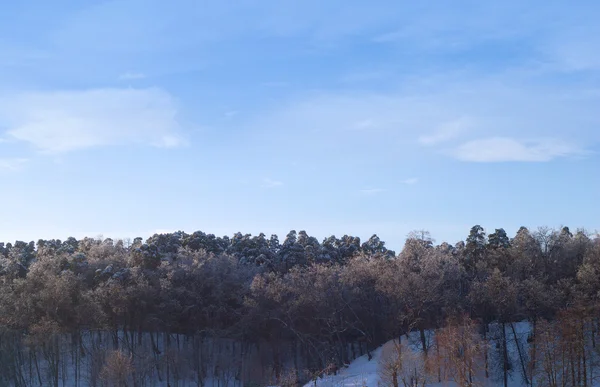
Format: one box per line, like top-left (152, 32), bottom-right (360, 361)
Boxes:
top-left (1, 225), bottom-right (600, 387)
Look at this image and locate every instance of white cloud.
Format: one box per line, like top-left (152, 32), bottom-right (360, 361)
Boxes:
top-left (370, 3), bottom-right (531, 50)
top-left (419, 117), bottom-right (472, 145)
top-left (0, 158), bottom-right (28, 171)
top-left (119, 72), bottom-right (146, 80)
top-left (262, 178), bottom-right (283, 188)
top-left (238, 67), bottom-right (599, 166)
top-left (401, 178), bottom-right (419, 185)
top-left (247, 93), bottom-right (456, 142)
top-left (1, 88), bottom-right (185, 153)
top-left (451, 137), bottom-right (583, 162)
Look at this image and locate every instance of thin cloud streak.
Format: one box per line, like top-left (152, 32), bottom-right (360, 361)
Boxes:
top-left (262, 178), bottom-right (283, 188)
top-left (401, 178), bottom-right (419, 185)
top-left (119, 72), bottom-right (146, 80)
top-left (1, 87), bottom-right (185, 153)
top-left (419, 117), bottom-right (472, 145)
top-left (0, 158), bottom-right (28, 171)
top-left (451, 137), bottom-right (584, 162)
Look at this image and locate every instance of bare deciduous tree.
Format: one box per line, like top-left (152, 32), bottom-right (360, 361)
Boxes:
top-left (100, 350), bottom-right (134, 387)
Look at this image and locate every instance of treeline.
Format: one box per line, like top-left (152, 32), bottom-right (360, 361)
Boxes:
top-left (0, 226), bottom-right (599, 386)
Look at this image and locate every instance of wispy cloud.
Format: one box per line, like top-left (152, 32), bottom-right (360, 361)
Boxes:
top-left (0, 158), bottom-right (28, 171)
top-left (353, 119), bottom-right (377, 130)
top-left (118, 72), bottom-right (146, 80)
top-left (451, 137), bottom-right (584, 162)
top-left (401, 178), bottom-right (419, 185)
top-left (1, 88), bottom-right (185, 153)
top-left (419, 117), bottom-right (472, 145)
top-left (246, 93), bottom-right (453, 142)
top-left (360, 188), bottom-right (385, 195)
top-left (241, 79), bottom-right (599, 170)
top-left (262, 178), bottom-right (283, 188)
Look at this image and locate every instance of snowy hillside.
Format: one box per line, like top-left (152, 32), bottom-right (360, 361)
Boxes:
top-left (303, 322), bottom-right (595, 387)
top-left (302, 343), bottom-right (524, 387)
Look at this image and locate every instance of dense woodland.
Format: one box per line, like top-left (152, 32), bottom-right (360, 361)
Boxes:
top-left (1, 226), bottom-right (600, 386)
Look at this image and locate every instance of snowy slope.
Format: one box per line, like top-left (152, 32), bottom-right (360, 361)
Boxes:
top-left (303, 345), bottom-right (383, 387)
top-left (301, 344), bottom-right (530, 387)
top-left (303, 323), bottom-right (538, 387)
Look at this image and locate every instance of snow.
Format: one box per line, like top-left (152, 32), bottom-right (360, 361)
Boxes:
top-left (302, 322), bottom-right (543, 387)
top-left (7, 321), bottom-right (600, 387)
top-left (303, 346), bottom-right (383, 387)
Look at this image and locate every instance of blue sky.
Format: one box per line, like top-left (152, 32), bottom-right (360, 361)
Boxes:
top-left (1, 0), bottom-right (599, 250)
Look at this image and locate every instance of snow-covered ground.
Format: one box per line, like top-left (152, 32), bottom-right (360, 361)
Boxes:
top-left (302, 322), bottom-right (549, 387)
top-left (301, 344), bottom-right (523, 387)
top-left (5, 321), bottom-right (599, 386)
top-left (302, 344), bottom-right (384, 387)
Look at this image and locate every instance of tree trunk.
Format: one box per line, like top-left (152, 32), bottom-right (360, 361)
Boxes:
top-left (33, 349), bottom-right (43, 386)
top-left (113, 326), bottom-right (119, 350)
top-left (569, 344), bottom-right (575, 387)
top-left (511, 322), bottom-right (530, 385)
top-left (436, 336), bottom-right (441, 383)
top-left (420, 326), bottom-right (428, 356)
top-left (531, 318), bottom-right (537, 387)
top-left (240, 340), bottom-right (247, 387)
top-left (483, 324), bottom-right (489, 379)
top-left (502, 322), bottom-right (508, 387)
top-left (581, 318), bottom-right (587, 387)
